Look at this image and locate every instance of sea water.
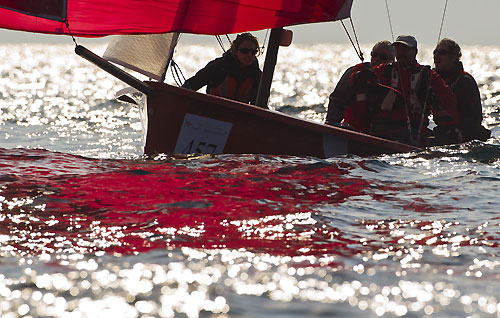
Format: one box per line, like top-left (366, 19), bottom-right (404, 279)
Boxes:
top-left (0, 42), bottom-right (500, 318)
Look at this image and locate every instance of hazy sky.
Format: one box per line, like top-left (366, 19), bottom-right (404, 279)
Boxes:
top-left (1, 0), bottom-right (499, 46)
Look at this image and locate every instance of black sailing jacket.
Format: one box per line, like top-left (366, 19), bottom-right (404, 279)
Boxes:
top-left (182, 52), bottom-right (262, 106)
top-left (437, 62), bottom-right (491, 142)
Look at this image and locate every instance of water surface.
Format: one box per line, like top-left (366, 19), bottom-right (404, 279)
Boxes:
top-left (0, 43), bottom-right (499, 318)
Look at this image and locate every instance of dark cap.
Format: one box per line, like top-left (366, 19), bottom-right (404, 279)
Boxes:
top-left (393, 35), bottom-right (417, 49)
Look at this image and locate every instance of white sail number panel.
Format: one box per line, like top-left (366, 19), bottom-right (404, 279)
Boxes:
top-left (174, 114), bottom-right (232, 155)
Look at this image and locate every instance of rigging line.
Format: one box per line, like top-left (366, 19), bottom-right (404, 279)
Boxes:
top-left (173, 61), bottom-right (185, 84)
top-left (162, 33), bottom-right (180, 82)
top-left (437, 0), bottom-right (449, 43)
top-left (170, 60), bottom-right (184, 87)
top-left (384, 0), bottom-right (395, 42)
top-left (170, 64), bottom-right (180, 86)
top-left (349, 17), bottom-right (364, 62)
top-left (377, 82), bottom-right (402, 95)
top-left (416, 69), bottom-right (433, 143)
top-left (175, 60), bottom-right (186, 82)
top-left (341, 20), bottom-right (363, 62)
top-left (394, 64), bottom-right (415, 145)
top-left (225, 34), bottom-right (232, 46)
top-left (215, 35), bottom-right (226, 52)
top-left (260, 29), bottom-right (270, 54)
top-left (63, 19), bottom-right (78, 46)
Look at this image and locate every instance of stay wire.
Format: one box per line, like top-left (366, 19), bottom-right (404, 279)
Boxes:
top-left (416, 69), bottom-right (433, 144)
top-left (215, 35), bottom-right (226, 52)
top-left (63, 19), bottom-right (78, 47)
top-left (437, 0), bottom-right (449, 43)
top-left (260, 29), bottom-right (270, 54)
top-left (384, 0), bottom-right (395, 42)
top-left (394, 64), bottom-right (415, 145)
top-left (349, 17), bottom-right (364, 62)
top-left (341, 19), bottom-right (364, 62)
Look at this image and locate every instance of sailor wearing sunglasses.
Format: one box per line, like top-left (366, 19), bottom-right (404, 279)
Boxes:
top-left (182, 33), bottom-right (263, 106)
top-left (431, 38), bottom-right (491, 143)
top-left (340, 35), bottom-right (461, 147)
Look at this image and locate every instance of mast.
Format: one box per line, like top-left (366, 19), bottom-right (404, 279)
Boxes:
top-left (161, 33), bottom-right (180, 82)
top-left (255, 27), bottom-right (283, 109)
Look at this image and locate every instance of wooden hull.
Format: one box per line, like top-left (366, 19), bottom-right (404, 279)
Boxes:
top-left (144, 82), bottom-right (420, 158)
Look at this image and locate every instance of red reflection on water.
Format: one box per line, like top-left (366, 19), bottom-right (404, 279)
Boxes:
top-left (2, 148), bottom-right (494, 259)
top-left (42, 157), bottom-right (371, 256)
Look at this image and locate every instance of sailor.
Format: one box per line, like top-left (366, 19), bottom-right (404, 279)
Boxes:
top-left (352, 35), bottom-right (459, 147)
top-left (325, 40), bottom-right (395, 129)
top-left (181, 33), bottom-right (263, 106)
top-left (432, 38), bottom-right (491, 144)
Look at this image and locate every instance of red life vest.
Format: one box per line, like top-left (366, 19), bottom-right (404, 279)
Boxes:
top-left (345, 62), bottom-right (375, 132)
top-left (208, 76), bottom-right (254, 103)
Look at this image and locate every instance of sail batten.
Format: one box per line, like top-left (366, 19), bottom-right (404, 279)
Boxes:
top-left (0, 0), bottom-right (352, 37)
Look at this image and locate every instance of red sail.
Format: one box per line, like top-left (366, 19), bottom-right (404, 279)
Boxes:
top-left (0, 0), bottom-right (352, 36)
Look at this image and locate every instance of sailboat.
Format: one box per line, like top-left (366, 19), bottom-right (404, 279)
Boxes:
top-left (0, 0), bottom-right (419, 158)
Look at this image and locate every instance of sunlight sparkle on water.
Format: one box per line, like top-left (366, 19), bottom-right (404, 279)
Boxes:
top-left (1, 43), bottom-right (500, 317)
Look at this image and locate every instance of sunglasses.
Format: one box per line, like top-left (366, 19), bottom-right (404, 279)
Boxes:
top-left (238, 48), bottom-right (258, 55)
top-left (433, 49), bottom-right (450, 56)
top-left (371, 52), bottom-right (390, 61)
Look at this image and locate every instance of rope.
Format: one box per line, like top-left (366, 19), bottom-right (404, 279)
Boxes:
top-left (225, 34), bottom-right (232, 46)
top-left (170, 60), bottom-right (186, 87)
top-left (260, 29), bottom-right (270, 54)
top-left (164, 33), bottom-right (186, 86)
top-left (63, 19), bottom-right (78, 46)
top-left (377, 82), bottom-right (402, 95)
top-left (349, 17), bottom-right (364, 62)
top-left (341, 19), bottom-right (364, 62)
top-left (437, 0), bottom-right (449, 43)
top-left (215, 35), bottom-right (226, 52)
top-left (416, 69), bottom-right (433, 144)
top-left (384, 0), bottom-right (395, 42)
top-left (161, 33), bottom-right (180, 82)
top-left (394, 64), bottom-right (415, 145)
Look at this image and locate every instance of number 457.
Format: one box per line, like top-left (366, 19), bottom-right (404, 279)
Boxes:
top-left (182, 140), bottom-right (218, 154)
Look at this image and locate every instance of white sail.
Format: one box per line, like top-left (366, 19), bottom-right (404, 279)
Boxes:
top-left (103, 33), bottom-right (179, 81)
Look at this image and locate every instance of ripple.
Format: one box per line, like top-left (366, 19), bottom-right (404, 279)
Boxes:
top-left (1, 43), bottom-right (500, 317)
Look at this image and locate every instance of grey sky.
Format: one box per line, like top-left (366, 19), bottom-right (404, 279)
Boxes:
top-left (0, 0), bottom-right (498, 46)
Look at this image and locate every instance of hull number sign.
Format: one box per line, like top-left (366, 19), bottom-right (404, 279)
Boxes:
top-left (174, 113), bottom-right (232, 155)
